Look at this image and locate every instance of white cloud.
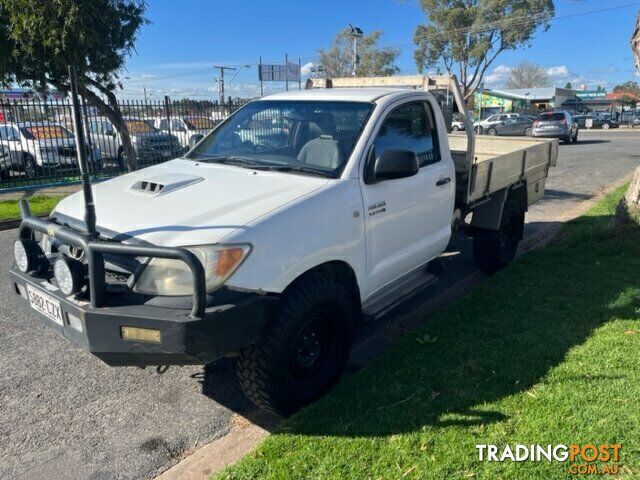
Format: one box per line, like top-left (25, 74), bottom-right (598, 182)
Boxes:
top-left (546, 65), bottom-right (569, 78)
top-left (483, 64), bottom-right (512, 88)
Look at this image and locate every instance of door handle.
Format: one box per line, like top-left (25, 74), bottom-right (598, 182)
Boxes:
top-left (436, 177), bottom-right (451, 187)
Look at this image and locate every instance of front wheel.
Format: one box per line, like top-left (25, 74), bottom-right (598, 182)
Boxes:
top-left (473, 194), bottom-right (525, 273)
top-left (524, 127), bottom-right (533, 136)
top-left (602, 123), bottom-right (610, 130)
top-left (237, 273), bottom-right (357, 415)
top-left (22, 154), bottom-right (39, 179)
top-left (451, 125), bottom-right (460, 132)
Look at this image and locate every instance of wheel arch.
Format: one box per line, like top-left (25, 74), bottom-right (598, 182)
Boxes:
top-left (282, 260), bottom-right (362, 312)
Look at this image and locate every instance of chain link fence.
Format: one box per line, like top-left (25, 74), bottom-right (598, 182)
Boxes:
top-left (0, 96), bottom-right (248, 191)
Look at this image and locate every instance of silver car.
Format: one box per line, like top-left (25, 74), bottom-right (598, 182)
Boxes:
top-left (531, 111), bottom-right (579, 144)
top-left (473, 113), bottom-right (521, 134)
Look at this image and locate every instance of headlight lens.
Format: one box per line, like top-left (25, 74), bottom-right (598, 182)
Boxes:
top-left (133, 244), bottom-right (250, 296)
top-left (53, 257), bottom-right (84, 296)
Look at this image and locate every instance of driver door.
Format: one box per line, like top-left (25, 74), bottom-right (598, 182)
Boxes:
top-left (360, 100), bottom-right (455, 297)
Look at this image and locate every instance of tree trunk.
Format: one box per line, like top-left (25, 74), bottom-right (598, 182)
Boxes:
top-left (615, 11), bottom-right (640, 226)
top-left (78, 81), bottom-right (137, 171)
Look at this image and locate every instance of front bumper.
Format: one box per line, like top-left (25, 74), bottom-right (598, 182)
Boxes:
top-left (10, 266), bottom-right (278, 366)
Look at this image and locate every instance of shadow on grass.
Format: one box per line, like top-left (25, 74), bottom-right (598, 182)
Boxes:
top-left (197, 187), bottom-right (639, 440)
top-left (272, 212), bottom-right (640, 437)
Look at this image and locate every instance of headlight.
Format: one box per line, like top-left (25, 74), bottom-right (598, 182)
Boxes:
top-left (53, 257), bottom-right (85, 296)
top-left (14, 239), bottom-right (42, 273)
top-left (133, 244), bottom-right (251, 296)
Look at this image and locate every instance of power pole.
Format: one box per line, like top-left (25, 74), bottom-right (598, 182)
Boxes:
top-left (214, 65), bottom-right (236, 104)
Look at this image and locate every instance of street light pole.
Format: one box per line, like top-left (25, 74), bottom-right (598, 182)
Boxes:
top-left (348, 24), bottom-right (364, 77)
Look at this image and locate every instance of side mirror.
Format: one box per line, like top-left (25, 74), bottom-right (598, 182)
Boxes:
top-left (189, 134), bottom-right (204, 149)
top-left (373, 149), bottom-right (419, 182)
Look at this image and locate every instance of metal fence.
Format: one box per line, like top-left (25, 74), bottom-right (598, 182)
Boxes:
top-left (0, 97), bottom-right (248, 191)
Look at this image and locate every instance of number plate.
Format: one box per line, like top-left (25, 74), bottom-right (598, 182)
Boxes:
top-left (27, 284), bottom-right (64, 326)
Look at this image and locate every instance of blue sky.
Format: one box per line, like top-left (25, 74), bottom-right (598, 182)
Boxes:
top-left (121, 0), bottom-right (640, 99)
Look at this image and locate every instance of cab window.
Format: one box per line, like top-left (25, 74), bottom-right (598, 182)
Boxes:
top-left (373, 101), bottom-right (440, 169)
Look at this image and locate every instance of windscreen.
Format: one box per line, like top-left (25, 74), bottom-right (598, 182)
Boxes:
top-left (539, 112), bottom-right (565, 121)
top-left (22, 125), bottom-right (72, 140)
top-left (187, 100), bottom-right (373, 178)
top-left (184, 117), bottom-right (216, 130)
top-left (125, 120), bottom-right (156, 134)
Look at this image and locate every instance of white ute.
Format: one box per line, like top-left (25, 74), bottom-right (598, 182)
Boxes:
top-left (11, 75), bottom-right (557, 415)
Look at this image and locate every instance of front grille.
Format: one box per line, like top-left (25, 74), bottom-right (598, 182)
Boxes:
top-left (57, 146), bottom-right (77, 157)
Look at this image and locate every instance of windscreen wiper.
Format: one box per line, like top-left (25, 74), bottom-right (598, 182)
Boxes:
top-left (192, 155), bottom-right (263, 167)
top-left (250, 165), bottom-right (334, 178)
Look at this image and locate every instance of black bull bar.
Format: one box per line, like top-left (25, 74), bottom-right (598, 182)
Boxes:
top-left (18, 199), bottom-right (207, 318)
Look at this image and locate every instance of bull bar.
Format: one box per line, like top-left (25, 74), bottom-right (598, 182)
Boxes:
top-left (17, 198), bottom-right (207, 318)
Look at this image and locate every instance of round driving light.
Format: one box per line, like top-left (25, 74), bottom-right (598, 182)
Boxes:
top-left (53, 257), bottom-right (84, 296)
top-left (14, 239), bottom-right (41, 273)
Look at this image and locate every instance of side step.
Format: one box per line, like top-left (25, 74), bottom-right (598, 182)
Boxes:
top-left (362, 259), bottom-right (444, 322)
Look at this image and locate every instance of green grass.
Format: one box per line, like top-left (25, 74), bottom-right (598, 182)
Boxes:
top-left (216, 185), bottom-right (640, 479)
top-left (0, 195), bottom-right (65, 221)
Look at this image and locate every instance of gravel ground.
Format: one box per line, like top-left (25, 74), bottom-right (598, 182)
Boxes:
top-left (0, 130), bottom-right (638, 480)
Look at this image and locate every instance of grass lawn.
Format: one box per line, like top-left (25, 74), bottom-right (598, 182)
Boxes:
top-left (216, 185), bottom-right (640, 479)
top-left (0, 196), bottom-right (64, 222)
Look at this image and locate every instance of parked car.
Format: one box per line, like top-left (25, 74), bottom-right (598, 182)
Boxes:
top-left (473, 113), bottom-right (522, 134)
top-left (531, 111), bottom-right (579, 144)
top-left (10, 74), bottom-right (558, 415)
top-left (0, 122), bottom-right (101, 178)
top-left (483, 116), bottom-right (533, 137)
top-left (153, 116), bottom-right (219, 151)
top-left (87, 117), bottom-right (182, 168)
top-left (0, 144), bottom-right (12, 180)
top-left (573, 114), bottom-right (618, 130)
top-left (451, 114), bottom-right (466, 131)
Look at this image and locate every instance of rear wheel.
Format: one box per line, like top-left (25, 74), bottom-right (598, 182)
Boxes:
top-left (524, 127), bottom-right (533, 136)
top-left (602, 122), bottom-right (610, 130)
top-left (22, 154), bottom-right (38, 179)
top-left (451, 125), bottom-right (460, 132)
top-left (473, 194), bottom-right (525, 273)
top-left (237, 273), bottom-right (357, 415)
top-left (487, 127), bottom-right (498, 136)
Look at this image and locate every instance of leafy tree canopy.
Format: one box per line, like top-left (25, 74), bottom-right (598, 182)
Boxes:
top-left (613, 80), bottom-right (640, 97)
top-left (0, 0), bottom-right (148, 170)
top-left (414, 0), bottom-right (554, 99)
top-left (318, 29), bottom-right (400, 78)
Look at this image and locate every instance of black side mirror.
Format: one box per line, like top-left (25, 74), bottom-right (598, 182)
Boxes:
top-left (373, 149), bottom-right (419, 182)
top-left (189, 134), bottom-right (204, 149)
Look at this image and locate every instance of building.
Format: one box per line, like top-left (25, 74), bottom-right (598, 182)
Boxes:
top-left (472, 87), bottom-right (577, 119)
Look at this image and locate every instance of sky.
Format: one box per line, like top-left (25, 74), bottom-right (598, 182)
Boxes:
top-left (120, 0), bottom-right (640, 99)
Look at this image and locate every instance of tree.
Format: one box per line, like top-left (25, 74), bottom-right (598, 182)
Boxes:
top-left (0, 0), bottom-right (148, 171)
top-left (613, 80), bottom-right (640, 97)
top-left (318, 29), bottom-right (400, 78)
top-left (565, 82), bottom-right (573, 89)
top-left (413, 0), bottom-right (554, 99)
top-left (505, 61), bottom-right (550, 89)
top-left (616, 11), bottom-right (640, 226)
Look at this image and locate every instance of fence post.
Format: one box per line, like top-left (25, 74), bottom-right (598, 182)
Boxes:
top-left (164, 95), bottom-right (172, 145)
